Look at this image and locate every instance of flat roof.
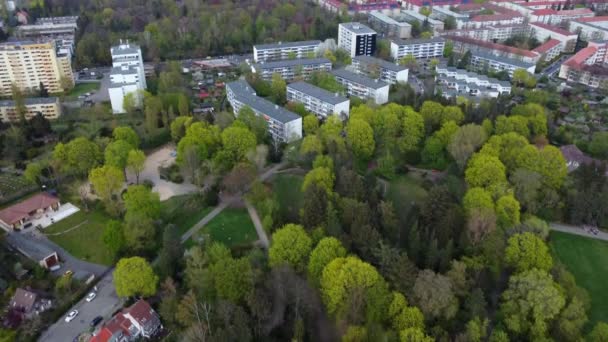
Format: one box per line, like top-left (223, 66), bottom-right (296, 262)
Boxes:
top-left (287, 81), bottom-right (349, 105)
top-left (369, 11), bottom-right (412, 27)
top-left (340, 22), bottom-right (377, 35)
top-left (0, 97), bottom-right (58, 107)
top-left (472, 50), bottom-right (536, 68)
top-left (227, 80), bottom-right (301, 124)
top-left (111, 43), bottom-right (141, 56)
top-left (391, 37), bottom-right (445, 46)
top-left (254, 58), bottom-right (332, 69)
top-left (110, 66), bottom-right (139, 75)
top-left (254, 40), bottom-right (321, 51)
top-left (353, 55), bottom-right (407, 72)
top-left (331, 68), bottom-right (388, 89)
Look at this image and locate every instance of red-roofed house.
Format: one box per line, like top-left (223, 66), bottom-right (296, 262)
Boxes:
top-left (559, 41), bottom-right (608, 87)
top-left (0, 193), bottom-right (60, 231)
top-left (533, 39), bottom-right (562, 61)
top-left (448, 35), bottom-right (542, 63)
top-left (530, 22), bottom-right (578, 53)
top-left (569, 16), bottom-right (608, 41)
top-left (90, 300), bottom-right (162, 342)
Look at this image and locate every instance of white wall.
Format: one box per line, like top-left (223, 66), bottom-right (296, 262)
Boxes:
top-left (283, 117), bottom-right (303, 143)
top-left (374, 85), bottom-right (390, 105)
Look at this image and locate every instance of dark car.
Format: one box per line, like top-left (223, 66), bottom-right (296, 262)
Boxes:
top-left (90, 316), bottom-right (103, 327)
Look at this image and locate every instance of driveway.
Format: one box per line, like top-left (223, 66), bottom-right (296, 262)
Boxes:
top-left (39, 271), bottom-right (123, 342)
top-left (133, 144), bottom-right (197, 200)
top-left (87, 72), bottom-right (111, 103)
top-left (5, 231), bottom-right (106, 280)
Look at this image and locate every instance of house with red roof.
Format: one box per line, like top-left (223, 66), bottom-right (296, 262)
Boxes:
top-left (89, 300), bottom-right (162, 342)
top-left (0, 193), bottom-right (60, 231)
top-left (559, 41), bottom-right (608, 88)
top-left (532, 39), bottom-right (562, 61)
top-left (529, 22), bottom-right (578, 52)
top-left (447, 35), bottom-right (542, 63)
top-left (569, 16), bottom-right (608, 41)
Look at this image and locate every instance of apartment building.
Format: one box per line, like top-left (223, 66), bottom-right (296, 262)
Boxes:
top-left (436, 65), bottom-right (512, 99)
top-left (368, 11), bottom-right (412, 39)
top-left (442, 25), bottom-right (528, 43)
top-left (108, 42), bottom-right (146, 114)
top-left (226, 80), bottom-right (302, 142)
top-left (390, 37), bottom-right (445, 60)
top-left (253, 40), bottom-right (321, 63)
top-left (352, 55), bottom-right (409, 84)
top-left (569, 17), bottom-right (608, 41)
top-left (470, 51), bottom-right (537, 76)
top-left (448, 35), bottom-right (542, 64)
top-left (0, 40), bottom-right (73, 97)
top-left (90, 300), bottom-right (163, 342)
top-left (338, 22), bottom-right (377, 57)
top-left (0, 97), bottom-right (61, 122)
top-left (399, 10), bottom-right (445, 32)
top-left (251, 58), bottom-right (332, 81)
top-left (14, 16), bottom-right (78, 58)
top-left (559, 41), bottom-right (608, 88)
top-left (529, 22), bottom-right (577, 53)
top-left (332, 68), bottom-right (389, 105)
top-left (532, 39), bottom-right (562, 61)
top-left (286, 81), bottom-right (350, 119)
top-left (530, 8), bottom-right (595, 25)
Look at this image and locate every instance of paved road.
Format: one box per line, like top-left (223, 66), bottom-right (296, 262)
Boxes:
top-left (550, 222), bottom-right (608, 242)
top-left (5, 231), bottom-right (106, 280)
top-left (540, 55), bottom-right (570, 78)
top-left (245, 200), bottom-right (270, 249)
top-left (87, 72), bottom-right (110, 103)
top-left (39, 271), bottom-right (123, 342)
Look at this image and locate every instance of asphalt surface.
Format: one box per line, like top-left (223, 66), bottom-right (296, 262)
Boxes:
top-left (550, 222), bottom-right (608, 242)
top-left (39, 271), bottom-right (123, 342)
top-left (539, 55), bottom-right (570, 78)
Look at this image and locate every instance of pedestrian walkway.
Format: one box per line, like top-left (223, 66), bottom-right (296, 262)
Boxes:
top-left (245, 200), bottom-right (269, 248)
top-left (550, 222), bottom-right (608, 242)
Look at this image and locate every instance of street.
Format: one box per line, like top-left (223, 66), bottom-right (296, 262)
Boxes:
top-left (539, 55), bottom-right (570, 78)
top-left (39, 271), bottom-right (123, 342)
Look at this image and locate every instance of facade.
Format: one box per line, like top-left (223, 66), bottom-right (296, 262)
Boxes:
top-left (432, 4), bottom-right (524, 30)
top-left (0, 40), bottom-right (73, 97)
top-left (0, 193), bottom-right (60, 230)
top-left (390, 37), bottom-right (445, 60)
top-left (530, 8), bottom-right (595, 26)
top-left (108, 42), bottom-right (146, 114)
top-left (436, 66), bottom-right (512, 99)
top-left (253, 40), bottom-right (321, 63)
top-left (470, 51), bottom-right (537, 76)
top-left (226, 80), bottom-right (302, 142)
top-left (14, 16), bottom-right (78, 58)
top-left (332, 68), bottom-right (390, 105)
top-left (441, 25), bottom-right (528, 42)
top-left (251, 58), bottom-right (332, 81)
top-left (399, 10), bottom-right (445, 32)
top-left (0, 97), bottom-right (61, 122)
top-left (559, 41), bottom-right (608, 88)
top-left (448, 35), bottom-right (541, 63)
top-left (90, 300), bottom-right (162, 342)
top-left (569, 17), bottom-right (608, 41)
top-left (532, 39), bottom-right (562, 61)
top-left (338, 22), bottom-right (377, 57)
top-left (286, 81), bottom-right (350, 119)
top-left (368, 11), bottom-right (412, 39)
top-left (352, 55), bottom-right (409, 84)
top-left (7, 288), bottom-right (52, 324)
top-left (529, 22), bottom-right (578, 53)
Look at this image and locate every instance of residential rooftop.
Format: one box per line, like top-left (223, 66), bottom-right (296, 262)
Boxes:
top-left (287, 81), bottom-right (349, 105)
top-left (0, 97), bottom-right (58, 107)
top-left (227, 80), bottom-right (301, 124)
top-left (111, 43), bottom-right (141, 56)
top-left (254, 58), bottom-right (332, 69)
top-left (353, 55), bottom-right (407, 72)
top-left (340, 22), bottom-right (376, 35)
top-left (253, 40), bottom-right (321, 51)
top-left (533, 38), bottom-right (561, 53)
top-left (391, 37), bottom-right (445, 46)
top-left (331, 68), bottom-right (389, 89)
top-left (529, 22), bottom-right (576, 36)
top-left (369, 11), bottom-right (412, 27)
top-left (448, 35), bottom-right (539, 58)
top-left (472, 50), bottom-right (536, 68)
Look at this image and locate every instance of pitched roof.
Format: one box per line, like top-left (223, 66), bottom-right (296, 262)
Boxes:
top-left (533, 39), bottom-right (561, 53)
top-left (563, 46), bottom-right (598, 67)
top-left (124, 299), bottom-right (156, 326)
top-left (576, 16), bottom-right (608, 23)
top-left (287, 81), bottom-right (349, 105)
top-left (530, 22), bottom-right (576, 36)
top-left (0, 193), bottom-right (60, 226)
top-left (448, 35), bottom-right (540, 58)
top-left (9, 288), bottom-right (37, 312)
top-left (533, 9), bottom-right (558, 16)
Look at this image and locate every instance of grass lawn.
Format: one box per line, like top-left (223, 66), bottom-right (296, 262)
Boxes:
top-left (44, 208), bottom-right (114, 266)
top-left (272, 174), bottom-right (304, 223)
top-left (66, 82), bottom-right (101, 100)
top-left (550, 231), bottom-right (608, 325)
top-left (161, 195), bottom-right (212, 236)
top-left (188, 208), bottom-right (257, 248)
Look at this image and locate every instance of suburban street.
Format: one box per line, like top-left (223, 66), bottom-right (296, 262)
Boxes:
top-left (540, 55), bottom-right (570, 78)
top-left (39, 271), bottom-right (123, 342)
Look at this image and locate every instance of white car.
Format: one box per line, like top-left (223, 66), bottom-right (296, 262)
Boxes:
top-left (85, 292), bottom-right (96, 302)
top-left (65, 310), bottom-right (79, 322)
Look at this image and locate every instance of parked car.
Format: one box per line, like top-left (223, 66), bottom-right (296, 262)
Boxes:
top-left (64, 270), bottom-right (73, 277)
top-left (85, 292), bottom-right (96, 302)
top-left (65, 310), bottom-right (79, 322)
top-left (90, 316), bottom-right (103, 327)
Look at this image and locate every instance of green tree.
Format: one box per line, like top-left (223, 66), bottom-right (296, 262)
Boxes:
top-left (123, 185), bottom-right (161, 220)
top-left (495, 115), bottom-right (530, 139)
top-left (412, 269), bottom-right (459, 320)
top-left (113, 257), bottom-right (159, 298)
top-left (269, 224), bottom-right (312, 272)
top-left (300, 135), bottom-right (324, 157)
top-left (505, 232), bottom-right (553, 272)
top-left (123, 92), bottom-right (136, 114)
top-left (24, 162), bottom-right (44, 185)
top-left (448, 124), bottom-right (488, 170)
top-left (303, 115), bottom-right (319, 135)
top-left (211, 256), bottom-right (254, 303)
top-left (512, 69), bottom-right (537, 88)
top-left (589, 322), bottom-right (608, 342)
top-left (400, 108), bottom-right (425, 152)
top-left (496, 194), bottom-right (521, 228)
top-left (308, 237), bottom-right (347, 284)
top-left (388, 292), bottom-right (425, 331)
top-left (555, 297), bottom-right (588, 342)
top-left (399, 328), bottom-right (434, 342)
top-left (463, 187), bottom-right (495, 213)
top-left (271, 73), bottom-right (287, 104)
top-left (346, 118), bottom-right (375, 160)
top-left (89, 165), bottom-right (124, 214)
top-left (103, 220), bottom-right (125, 259)
top-left (237, 106), bottom-right (268, 142)
top-left (442, 105), bottom-right (464, 125)
top-left (500, 269), bottom-right (565, 339)
top-left (302, 167), bottom-right (334, 195)
top-left (221, 125), bottom-right (257, 162)
top-left (113, 126), bottom-right (140, 148)
top-left (420, 101), bottom-right (445, 132)
top-left (53, 137), bottom-right (102, 177)
top-left (105, 140), bottom-right (133, 174)
top-left (170, 116), bottom-right (193, 142)
top-left (589, 132), bottom-right (608, 160)
top-left (126, 149), bottom-right (146, 184)
top-left (465, 153), bottom-right (507, 194)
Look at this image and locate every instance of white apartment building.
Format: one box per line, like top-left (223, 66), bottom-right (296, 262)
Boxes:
top-left (559, 41), bottom-right (608, 88)
top-left (470, 51), bottom-right (536, 76)
top-left (332, 68), bottom-right (389, 105)
top-left (338, 22), bottom-right (377, 57)
top-left (108, 42), bottom-right (146, 114)
top-left (368, 11), bottom-right (412, 39)
top-left (251, 58), bottom-right (332, 82)
top-left (529, 22), bottom-right (578, 53)
top-left (15, 16), bottom-right (78, 58)
top-left (0, 97), bottom-right (61, 122)
top-left (226, 80), bottom-right (302, 143)
top-left (253, 40), bottom-right (321, 63)
top-left (352, 55), bottom-right (409, 84)
top-left (399, 10), bottom-right (445, 32)
top-left (390, 37), bottom-right (445, 60)
top-left (0, 40), bottom-right (73, 97)
top-left (436, 64), bottom-right (512, 99)
top-left (441, 25), bottom-right (527, 42)
top-left (569, 17), bottom-right (608, 41)
top-left (286, 81), bottom-right (350, 119)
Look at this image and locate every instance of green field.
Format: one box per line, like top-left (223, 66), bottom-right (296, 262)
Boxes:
top-left (550, 231), bottom-right (608, 325)
top-left (44, 208), bottom-right (114, 265)
top-left (272, 174), bottom-right (304, 223)
top-left (161, 195), bottom-right (212, 235)
top-left (189, 208), bottom-right (257, 248)
top-left (66, 82), bottom-right (101, 99)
